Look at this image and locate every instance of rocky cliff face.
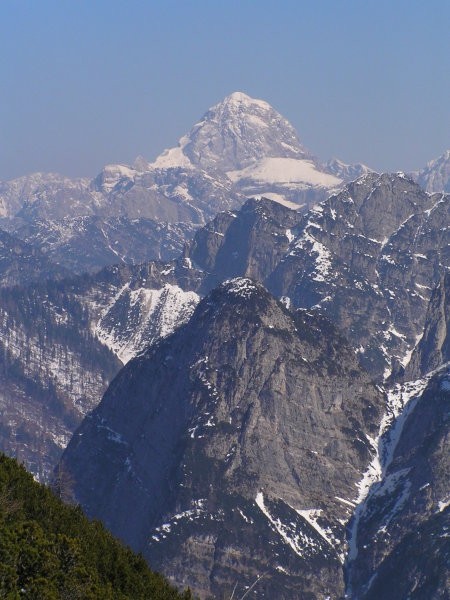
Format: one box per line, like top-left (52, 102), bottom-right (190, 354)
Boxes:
top-left (152, 91), bottom-right (345, 210)
top-left (2, 174), bottom-right (448, 480)
top-left (0, 168), bottom-right (446, 596)
top-left (334, 273), bottom-right (450, 599)
top-left (62, 278), bottom-right (385, 599)
top-left (188, 175), bottom-right (450, 381)
top-left (268, 174), bottom-right (448, 379)
top-left (361, 507), bottom-right (449, 600)
top-left (189, 197), bottom-right (303, 291)
top-left (404, 273), bottom-right (450, 380)
top-left (173, 91), bottom-right (312, 171)
top-left (345, 364), bottom-right (450, 599)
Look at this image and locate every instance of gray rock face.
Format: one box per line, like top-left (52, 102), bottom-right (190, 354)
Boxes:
top-left (2, 173), bottom-right (448, 480)
top-left (345, 366), bottom-right (450, 599)
top-left (62, 278), bottom-right (385, 599)
top-left (405, 273), bottom-right (450, 380)
top-left (189, 175), bottom-right (450, 380)
top-left (153, 92), bottom-right (346, 211)
top-left (9, 216), bottom-right (197, 275)
top-left (0, 168), bottom-right (446, 595)
top-left (362, 508), bottom-right (449, 600)
top-left (178, 91), bottom-right (312, 171)
top-left (269, 174), bottom-right (447, 378)
top-left (190, 197), bottom-right (303, 291)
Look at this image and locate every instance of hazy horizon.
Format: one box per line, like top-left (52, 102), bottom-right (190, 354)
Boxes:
top-left (2, 0), bottom-right (449, 180)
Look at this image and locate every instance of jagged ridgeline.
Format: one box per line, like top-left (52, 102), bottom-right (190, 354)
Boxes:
top-left (0, 453), bottom-right (192, 599)
top-left (1, 173), bottom-right (449, 485)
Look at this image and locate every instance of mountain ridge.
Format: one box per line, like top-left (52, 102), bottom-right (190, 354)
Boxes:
top-left (61, 277), bottom-right (385, 599)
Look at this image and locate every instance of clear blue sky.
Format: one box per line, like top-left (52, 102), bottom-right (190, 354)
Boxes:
top-left (1, 0), bottom-right (449, 179)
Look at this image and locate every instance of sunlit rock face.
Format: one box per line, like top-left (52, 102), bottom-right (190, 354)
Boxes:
top-left (62, 278), bottom-right (384, 599)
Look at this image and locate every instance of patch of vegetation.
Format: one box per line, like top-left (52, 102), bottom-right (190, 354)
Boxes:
top-left (0, 454), bottom-right (192, 599)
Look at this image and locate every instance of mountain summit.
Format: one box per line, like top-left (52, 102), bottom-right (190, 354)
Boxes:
top-left (0, 92), bottom-right (372, 233)
top-left (61, 278), bottom-right (384, 599)
top-left (153, 91), bottom-right (312, 172)
top-left (152, 91), bottom-right (344, 206)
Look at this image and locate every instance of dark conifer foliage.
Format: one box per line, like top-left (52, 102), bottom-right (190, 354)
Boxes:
top-left (0, 454), bottom-right (192, 599)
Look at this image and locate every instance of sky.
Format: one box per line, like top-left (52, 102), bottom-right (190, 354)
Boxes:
top-left (1, 0), bottom-right (449, 180)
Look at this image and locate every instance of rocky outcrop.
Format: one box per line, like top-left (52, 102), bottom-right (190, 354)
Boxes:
top-left (62, 278), bottom-right (385, 599)
top-left (188, 176), bottom-right (450, 380)
top-left (405, 273), bottom-right (450, 380)
top-left (345, 366), bottom-right (450, 599)
top-left (190, 197), bottom-right (303, 291)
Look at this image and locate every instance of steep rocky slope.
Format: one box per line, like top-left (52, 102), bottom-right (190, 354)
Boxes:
top-left (62, 278), bottom-right (385, 599)
top-left (189, 174), bottom-right (450, 380)
top-left (268, 175), bottom-right (448, 378)
top-left (189, 196), bottom-right (304, 291)
top-left (0, 259), bottom-right (203, 479)
top-left (336, 274), bottom-right (450, 599)
top-left (0, 279), bottom-right (121, 480)
top-left (361, 507), bottom-right (449, 600)
top-left (59, 246), bottom-right (450, 599)
top-left (1, 173), bottom-right (448, 481)
top-left (345, 364), bottom-right (450, 600)
top-left (152, 91), bottom-right (348, 209)
top-left (405, 273), bottom-right (450, 380)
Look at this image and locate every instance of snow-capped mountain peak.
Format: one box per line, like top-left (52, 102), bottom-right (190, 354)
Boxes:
top-left (150, 91), bottom-right (346, 208)
top-left (152, 91), bottom-right (311, 172)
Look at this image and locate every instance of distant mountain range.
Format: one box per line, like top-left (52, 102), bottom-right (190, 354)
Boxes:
top-left (0, 92), bottom-right (449, 599)
top-left (0, 92), bottom-right (370, 222)
top-left (1, 92), bottom-right (448, 279)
